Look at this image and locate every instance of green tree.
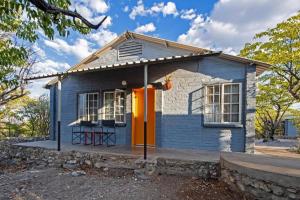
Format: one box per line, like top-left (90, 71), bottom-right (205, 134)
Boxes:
top-left (18, 94), bottom-right (50, 137)
top-left (256, 76), bottom-right (295, 140)
top-left (0, 0), bottom-right (107, 106)
top-left (240, 13), bottom-right (300, 100)
top-left (0, 95), bottom-right (30, 138)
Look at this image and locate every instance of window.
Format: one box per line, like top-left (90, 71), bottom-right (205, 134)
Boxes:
top-left (78, 92), bottom-right (99, 121)
top-left (204, 83), bottom-right (241, 124)
top-left (103, 90), bottom-right (126, 123)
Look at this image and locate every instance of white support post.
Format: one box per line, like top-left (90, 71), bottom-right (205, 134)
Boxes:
top-left (57, 76), bottom-right (62, 151)
top-left (144, 64), bottom-right (148, 160)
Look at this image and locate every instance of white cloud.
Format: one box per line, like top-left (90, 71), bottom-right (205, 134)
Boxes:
top-left (75, 3), bottom-right (92, 19)
top-left (74, 4), bottom-right (111, 28)
top-left (180, 9), bottom-right (196, 20)
top-left (33, 59), bottom-right (70, 74)
top-left (123, 5), bottom-right (129, 12)
top-left (44, 38), bottom-right (95, 60)
top-left (88, 0), bottom-right (109, 14)
top-left (32, 43), bottom-right (46, 58)
top-left (27, 79), bottom-right (50, 98)
top-left (135, 23), bottom-right (156, 34)
top-left (129, 0), bottom-right (178, 20)
top-left (161, 2), bottom-right (178, 16)
top-left (88, 29), bottom-right (118, 46)
top-left (178, 0), bottom-right (300, 54)
top-left (28, 60), bottom-right (71, 97)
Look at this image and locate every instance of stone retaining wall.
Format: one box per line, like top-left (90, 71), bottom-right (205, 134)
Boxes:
top-left (0, 139), bottom-right (220, 179)
top-left (220, 155), bottom-right (300, 200)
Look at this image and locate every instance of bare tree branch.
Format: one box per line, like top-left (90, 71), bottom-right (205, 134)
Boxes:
top-left (28, 0), bottom-right (107, 30)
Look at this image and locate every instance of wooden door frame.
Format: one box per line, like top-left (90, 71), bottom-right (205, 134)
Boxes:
top-left (131, 87), bottom-right (156, 146)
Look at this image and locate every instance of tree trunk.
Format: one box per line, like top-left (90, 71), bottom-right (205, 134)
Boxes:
top-left (269, 128), bottom-right (275, 140)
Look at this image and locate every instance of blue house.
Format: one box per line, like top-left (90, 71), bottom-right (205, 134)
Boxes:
top-left (284, 117), bottom-right (299, 138)
top-left (46, 31), bottom-right (269, 153)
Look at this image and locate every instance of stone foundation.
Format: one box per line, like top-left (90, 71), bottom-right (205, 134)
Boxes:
top-left (0, 139), bottom-right (220, 179)
top-left (221, 155), bottom-right (300, 200)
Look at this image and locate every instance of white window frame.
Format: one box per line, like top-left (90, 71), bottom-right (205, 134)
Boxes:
top-left (78, 92), bottom-right (99, 122)
top-left (204, 83), bottom-right (242, 125)
top-left (103, 90), bottom-right (126, 123)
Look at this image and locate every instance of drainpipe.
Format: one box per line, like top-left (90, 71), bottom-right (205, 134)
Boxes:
top-left (57, 75), bottom-right (62, 151)
top-left (144, 64), bottom-right (148, 160)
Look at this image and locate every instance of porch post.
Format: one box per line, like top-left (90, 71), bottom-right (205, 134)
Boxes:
top-left (57, 75), bottom-right (62, 151)
top-left (144, 64), bottom-right (148, 160)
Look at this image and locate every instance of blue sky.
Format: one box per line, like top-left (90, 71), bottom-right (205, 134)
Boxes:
top-left (28, 0), bottom-right (300, 97)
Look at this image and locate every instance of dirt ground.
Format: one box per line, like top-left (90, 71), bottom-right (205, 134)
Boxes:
top-left (0, 167), bottom-right (245, 200)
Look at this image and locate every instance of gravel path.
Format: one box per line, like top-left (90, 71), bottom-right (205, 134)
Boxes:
top-left (0, 168), bottom-right (244, 200)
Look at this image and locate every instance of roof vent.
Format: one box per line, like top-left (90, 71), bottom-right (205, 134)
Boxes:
top-left (118, 41), bottom-right (143, 59)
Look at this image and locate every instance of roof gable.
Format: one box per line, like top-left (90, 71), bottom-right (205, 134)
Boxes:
top-left (70, 31), bottom-right (210, 71)
top-left (45, 31), bottom-right (270, 86)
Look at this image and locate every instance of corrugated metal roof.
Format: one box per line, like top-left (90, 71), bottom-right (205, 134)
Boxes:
top-left (25, 52), bottom-right (220, 82)
top-left (25, 51), bottom-right (270, 89)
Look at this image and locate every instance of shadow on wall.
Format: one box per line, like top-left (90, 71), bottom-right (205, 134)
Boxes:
top-left (160, 114), bottom-right (244, 152)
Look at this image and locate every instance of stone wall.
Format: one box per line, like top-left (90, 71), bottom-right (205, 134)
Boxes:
top-left (0, 139), bottom-right (220, 179)
top-left (220, 155), bottom-right (300, 200)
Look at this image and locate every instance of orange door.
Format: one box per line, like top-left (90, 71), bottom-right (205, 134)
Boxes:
top-left (132, 88), bottom-right (155, 146)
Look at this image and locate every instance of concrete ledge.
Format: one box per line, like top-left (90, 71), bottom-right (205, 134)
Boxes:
top-left (221, 152), bottom-right (300, 199)
top-left (221, 152), bottom-right (300, 188)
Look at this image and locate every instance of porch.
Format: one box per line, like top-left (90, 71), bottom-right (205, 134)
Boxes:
top-left (15, 140), bottom-right (220, 162)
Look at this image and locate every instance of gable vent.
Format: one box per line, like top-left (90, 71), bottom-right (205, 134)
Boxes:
top-left (118, 41), bottom-right (143, 59)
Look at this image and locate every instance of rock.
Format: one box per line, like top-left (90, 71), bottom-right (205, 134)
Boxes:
top-left (67, 160), bottom-right (77, 164)
top-left (84, 160), bottom-right (92, 166)
top-left (134, 169), bottom-right (149, 180)
top-left (103, 167), bottom-right (109, 172)
top-left (287, 188), bottom-right (297, 194)
top-left (75, 152), bottom-right (82, 158)
top-left (94, 162), bottom-right (103, 169)
top-left (236, 181), bottom-right (245, 192)
top-left (63, 163), bottom-right (78, 170)
top-left (287, 192), bottom-right (299, 199)
top-left (71, 170), bottom-right (86, 177)
top-left (271, 185), bottom-right (284, 196)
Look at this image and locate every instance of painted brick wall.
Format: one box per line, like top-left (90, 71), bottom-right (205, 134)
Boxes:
top-left (245, 65), bottom-right (256, 153)
top-left (150, 57), bottom-right (249, 152)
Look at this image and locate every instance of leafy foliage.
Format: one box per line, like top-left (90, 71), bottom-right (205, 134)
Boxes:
top-left (0, 0), bottom-right (104, 106)
top-left (255, 76), bottom-right (295, 139)
top-left (0, 0), bottom-right (91, 42)
top-left (240, 13), bottom-right (300, 100)
top-left (0, 94), bottom-right (50, 139)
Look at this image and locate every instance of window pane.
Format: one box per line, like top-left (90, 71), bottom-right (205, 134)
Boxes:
top-left (214, 85), bottom-right (220, 94)
top-left (224, 94), bottom-right (230, 103)
top-left (207, 86), bottom-right (214, 95)
top-left (215, 114), bottom-right (221, 123)
top-left (232, 104), bottom-right (239, 113)
top-left (224, 104), bottom-right (230, 113)
top-left (232, 84), bottom-right (239, 93)
top-left (205, 105), bottom-right (213, 113)
top-left (224, 85), bottom-right (231, 93)
top-left (223, 114), bottom-right (230, 122)
top-left (103, 91), bottom-right (125, 122)
top-left (232, 94), bottom-right (239, 103)
top-left (214, 105), bottom-right (220, 113)
top-left (231, 114), bottom-right (239, 122)
top-left (207, 95), bottom-right (213, 104)
top-left (214, 95), bottom-right (220, 103)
